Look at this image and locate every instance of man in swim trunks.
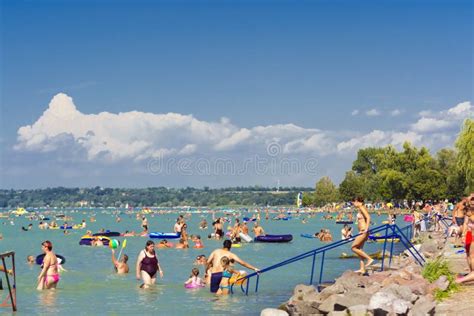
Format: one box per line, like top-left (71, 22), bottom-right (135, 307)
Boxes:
top-left (174, 217), bottom-right (183, 234)
top-left (206, 239), bottom-right (259, 293)
top-left (111, 249), bottom-right (129, 274)
top-left (253, 222), bottom-right (265, 237)
top-left (37, 240), bottom-right (60, 290)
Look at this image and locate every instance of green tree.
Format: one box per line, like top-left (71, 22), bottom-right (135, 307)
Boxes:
top-left (379, 169), bottom-right (407, 200)
top-left (352, 147), bottom-right (386, 175)
top-left (313, 176), bottom-right (339, 206)
top-left (302, 192), bottom-right (314, 206)
top-left (339, 171), bottom-right (366, 201)
top-left (455, 119), bottom-right (474, 193)
top-left (436, 148), bottom-right (466, 199)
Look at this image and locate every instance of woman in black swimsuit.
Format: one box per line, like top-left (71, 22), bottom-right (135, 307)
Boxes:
top-left (136, 240), bottom-right (163, 288)
top-left (214, 218), bottom-right (224, 239)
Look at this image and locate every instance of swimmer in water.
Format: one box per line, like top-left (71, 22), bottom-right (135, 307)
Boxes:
top-left (184, 267), bottom-right (205, 288)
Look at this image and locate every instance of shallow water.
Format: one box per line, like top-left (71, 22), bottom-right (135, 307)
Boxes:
top-left (0, 210), bottom-right (407, 315)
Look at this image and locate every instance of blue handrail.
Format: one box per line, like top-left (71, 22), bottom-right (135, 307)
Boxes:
top-left (231, 223), bottom-right (423, 295)
top-left (440, 217), bottom-right (453, 236)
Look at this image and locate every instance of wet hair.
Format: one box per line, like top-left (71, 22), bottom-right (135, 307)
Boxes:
top-left (146, 240), bottom-right (155, 247)
top-left (122, 254), bottom-right (129, 263)
top-left (42, 240), bottom-right (52, 251)
top-left (223, 239), bottom-right (232, 250)
top-left (191, 268), bottom-right (199, 277)
top-left (220, 256), bottom-right (230, 267)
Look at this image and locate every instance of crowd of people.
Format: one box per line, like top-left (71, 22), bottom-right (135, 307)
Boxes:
top-left (6, 192), bottom-right (473, 300)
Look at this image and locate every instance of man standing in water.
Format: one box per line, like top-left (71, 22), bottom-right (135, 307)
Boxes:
top-left (351, 197), bottom-right (374, 274)
top-left (253, 222), bottom-right (265, 237)
top-left (206, 240), bottom-right (259, 293)
top-left (111, 249), bottom-right (129, 274)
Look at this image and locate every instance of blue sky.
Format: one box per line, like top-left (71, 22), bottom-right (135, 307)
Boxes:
top-left (1, 0), bottom-right (472, 189)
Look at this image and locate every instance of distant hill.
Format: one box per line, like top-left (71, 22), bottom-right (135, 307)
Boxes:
top-left (0, 186), bottom-right (313, 208)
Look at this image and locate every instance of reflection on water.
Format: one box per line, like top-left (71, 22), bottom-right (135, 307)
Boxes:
top-left (37, 289), bottom-right (58, 313)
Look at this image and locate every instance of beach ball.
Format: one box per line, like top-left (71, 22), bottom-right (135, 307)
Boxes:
top-left (109, 239), bottom-right (120, 249)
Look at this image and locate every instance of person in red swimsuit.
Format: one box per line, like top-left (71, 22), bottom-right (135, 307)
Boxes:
top-left (457, 197), bottom-right (474, 284)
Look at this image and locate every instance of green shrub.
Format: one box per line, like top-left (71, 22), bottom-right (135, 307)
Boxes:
top-left (421, 257), bottom-right (459, 301)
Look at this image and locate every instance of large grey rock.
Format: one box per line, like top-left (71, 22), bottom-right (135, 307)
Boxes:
top-left (334, 271), bottom-right (370, 291)
top-left (392, 298), bottom-right (412, 314)
top-left (409, 296), bottom-right (435, 316)
top-left (382, 284), bottom-right (418, 303)
top-left (405, 278), bottom-right (429, 296)
top-left (433, 275), bottom-right (449, 291)
top-left (318, 294), bottom-right (338, 313)
top-left (292, 284), bottom-right (317, 297)
top-left (333, 290), bottom-right (371, 310)
top-left (288, 284), bottom-right (320, 307)
top-left (369, 291), bottom-right (398, 313)
top-left (404, 264), bottom-right (422, 276)
top-left (317, 283), bottom-right (345, 302)
top-left (348, 304), bottom-right (368, 316)
top-left (284, 300), bottom-right (321, 316)
top-left (260, 308), bottom-right (289, 316)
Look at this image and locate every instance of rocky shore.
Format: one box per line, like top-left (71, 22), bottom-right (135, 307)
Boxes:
top-left (261, 230), bottom-right (461, 316)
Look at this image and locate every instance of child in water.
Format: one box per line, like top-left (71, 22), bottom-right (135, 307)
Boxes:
top-left (216, 256), bottom-right (238, 295)
top-left (184, 268), bottom-right (205, 288)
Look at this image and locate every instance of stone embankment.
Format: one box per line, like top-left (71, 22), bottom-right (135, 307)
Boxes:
top-left (261, 230), bottom-right (470, 316)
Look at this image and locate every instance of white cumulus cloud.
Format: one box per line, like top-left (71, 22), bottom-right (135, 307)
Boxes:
top-left (411, 101), bottom-right (472, 133)
top-left (14, 94), bottom-right (472, 167)
top-left (390, 109), bottom-right (402, 116)
top-left (366, 109), bottom-right (381, 116)
top-left (15, 93), bottom-right (334, 162)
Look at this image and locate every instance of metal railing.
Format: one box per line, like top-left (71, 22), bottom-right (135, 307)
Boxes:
top-left (231, 223), bottom-right (424, 295)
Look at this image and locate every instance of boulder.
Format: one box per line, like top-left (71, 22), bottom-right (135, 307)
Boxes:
top-left (369, 291), bottom-right (398, 314)
top-left (261, 308), bottom-right (289, 316)
top-left (288, 284), bottom-right (320, 306)
top-left (348, 304), bottom-right (368, 316)
top-left (382, 284), bottom-right (418, 303)
top-left (333, 290), bottom-right (371, 310)
top-left (317, 283), bottom-right (345, 302)
top-left (405, 278), bottom-right (429, 296)
top-left (334, 270), bottom-right (370, 290)
top-left (433, 275), bottom-right (449, 291)
top-left (292, 284), bottom-right (317, 297)
top-left (392, 298), bottom-right (412, 314)
top-left (409, 296), bottom-right (435, 316)
top-left (404, 264), bottom-right (422, 276)
top-left (318, 294), bottom-right (338, 314)
top-left (284, 301), bottom-right (321, 316)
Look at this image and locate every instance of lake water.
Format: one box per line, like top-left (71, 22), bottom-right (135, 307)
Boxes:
top-left (0, 209), bottom-right (408, 315)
